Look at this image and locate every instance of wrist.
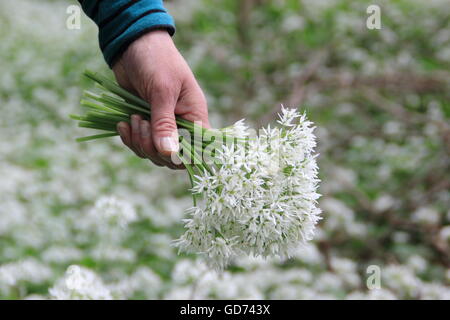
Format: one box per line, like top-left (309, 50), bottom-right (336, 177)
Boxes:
top-left (82, 0), bottom-right (176, 68)
top-left (139, 29), bottom-right (173, 41)
top-left (113, 29), bottom-right (175, 69)
top-left (132, 29), bottom-right (175, 50)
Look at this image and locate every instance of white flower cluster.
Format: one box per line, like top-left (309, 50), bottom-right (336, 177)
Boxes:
top-left (0, 259), bottom-right (52, 294)
top-left (88, 196), bottom-right (138, 228)
top-left (175, 108), bottom-right (321, 269)
top-left (49, 265), bottom-right (112, 300)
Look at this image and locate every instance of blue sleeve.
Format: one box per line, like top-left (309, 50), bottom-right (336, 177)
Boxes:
top-left (78, 0), bottom-right (175, 68)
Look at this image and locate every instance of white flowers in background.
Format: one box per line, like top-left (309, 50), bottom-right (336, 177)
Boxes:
top-left (174, 108), bottom-right (321, 270)
top-left (438, 226), bottom-right (450, 242)
top-left (72, 196), bottom-right (139, 245)
top-left (88, 196), bottom-right (137, 228)
top-left (110, 267), bottom-right (162, 299)
top-left (382, 265), bottom-right (421, 298)
top-left (412, 206), bottom-right (440, 225)
top-left (320, 198), bottom-right (367, 237)
top-left (331, 257), bottom-right (361, 287)
top-left (420, 283), bottom-right (450, 300)
top-left (167, 259), bottom-right (264, 300)
top-left (373, 194), bottom-right (396, 213)
top-left (90, 246), bottom-right (136, 263)
top-left (49, 265), bottom-right (112, 300)
top-left (407, 255), bottom-right (428, 274)
top-left (347, 288), bottom-right (397, 300)
top-left (42, 247), bottom-right (84, 264)
top-left (0, 259), bottom-right (52, 292)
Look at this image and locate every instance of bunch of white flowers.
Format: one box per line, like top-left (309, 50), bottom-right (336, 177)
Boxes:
top-left (174, 107), bottom-right (321, 270)
top-left (72, 73), bottom-right (321, 270)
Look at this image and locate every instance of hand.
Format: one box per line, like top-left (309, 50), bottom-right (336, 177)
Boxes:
top-left (112, 30), bottom-right (210, 169)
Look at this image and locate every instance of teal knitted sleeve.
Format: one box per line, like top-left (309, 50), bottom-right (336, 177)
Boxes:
top-left (78, 0), bottom-right (175, 67)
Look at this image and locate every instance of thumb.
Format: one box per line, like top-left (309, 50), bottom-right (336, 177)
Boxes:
top-left (150, 95), bottom-right (179, 157)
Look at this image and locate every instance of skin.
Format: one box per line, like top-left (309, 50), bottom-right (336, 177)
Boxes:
top-left (112, 30), bottom-right (210, 169)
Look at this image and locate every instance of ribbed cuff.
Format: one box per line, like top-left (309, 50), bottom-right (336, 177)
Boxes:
top-left (102, 12), bottom-right (175, 68)
top-left (79, 0), bottom-right (175, 68)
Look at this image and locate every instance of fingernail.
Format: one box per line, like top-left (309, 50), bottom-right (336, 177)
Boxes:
top-left (160, 136), bottom-right (179, 153)
top-left (117, 123), bottom-right (126, 135)
top-left (131, 115), bottom-right (139, 130)
top-left (141, 121), bottom-right (150, 137)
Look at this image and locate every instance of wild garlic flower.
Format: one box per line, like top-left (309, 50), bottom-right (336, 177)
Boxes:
top-left (49, 265), bottom-right (112, 300)
top-left (0, 259), bottom-right (52, 288)
top-left (89, 196), bottom-right (137, 228)
top-left (174, 107), bottom-right (321, 270)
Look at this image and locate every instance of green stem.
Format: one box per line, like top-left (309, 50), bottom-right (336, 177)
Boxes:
top-left (180, 138), bottom-right (205, 173)
top-left (76, 133), bottom-right (119, 142)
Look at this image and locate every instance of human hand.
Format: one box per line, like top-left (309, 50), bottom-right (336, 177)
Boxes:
top-left (112, 30), bottom-right (209, 169)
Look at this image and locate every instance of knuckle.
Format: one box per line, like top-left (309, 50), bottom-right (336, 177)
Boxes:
top-left (152, 115), bottom-right (177, 132)
top-left (193, 106), bottom-right (208, 120)
top-left (193, 96), bottom-right (208, 113)
top-left (150, 76), bottom-right (178, 98)
top-left (183, 106), bottom-right (209, 126)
